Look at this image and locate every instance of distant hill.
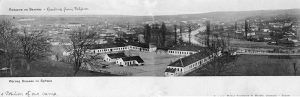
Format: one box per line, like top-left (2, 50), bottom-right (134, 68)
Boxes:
top-left (153, 8), bottom-right (300, 23)
top-left (1, 8), bottom-right (299, 24)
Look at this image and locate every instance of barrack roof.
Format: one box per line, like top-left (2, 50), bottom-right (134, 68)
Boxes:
top-left (121, 56), bottom-right (144, 63)
top-left (168, 49), bottom-right (217, 67)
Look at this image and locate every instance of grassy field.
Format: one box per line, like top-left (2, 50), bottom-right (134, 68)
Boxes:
top-left (187, 55), bottom-right (300, 76)
top-left (0, 59), bottom-right (116, 77)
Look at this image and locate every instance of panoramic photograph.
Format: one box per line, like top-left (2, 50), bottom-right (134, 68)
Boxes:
top-left (1, 0), bottom-right (300, 77)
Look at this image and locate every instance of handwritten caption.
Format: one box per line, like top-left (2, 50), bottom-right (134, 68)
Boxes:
top-left (8, 7), bottom-right (88, 12)
top-left (1, 91), bottom-right (56, 97)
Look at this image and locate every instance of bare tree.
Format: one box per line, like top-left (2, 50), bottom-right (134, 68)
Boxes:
top-left (188, 24), bottom-right (192, 44)
top-left (245, 20), bottom-right (249, 40)
top-left (18, 29), bottom-right (51, 71)
top-left (160, 22), bottom-right (167, 47)
top-left (293, 63), bottom-right (297, 75)
top-left (151, 23), bottom-right (161, 47)
top-left (0, 19), bottom-right (19, 76)
top-left (68, 27), bottom-right (96, 75)
top-left (144, 24), bottom-right (151, 45)
top-left (206, 20), bottom-right (211, 47)
top-left (179, 24), bottom-right (183, 43)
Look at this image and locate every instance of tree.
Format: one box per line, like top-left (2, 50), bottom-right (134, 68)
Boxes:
top-left (144, 24), bottom-right (151, 45)
top-left (293, 63), bottom-right (297, 75)
top-left (68, 27), bottom-right (96, 75)
top-left (179, 24), bottom-right (183, 43)
top-left (18, 29), bottom-right (51, 71)
top-left (245, 20), bottom-right (249, 40)
top-left (0, 19), bottom-right (19, 76)
top-left (206, 20), bottom-right (211, 47)
top-left (160, 22), bottom-right (167, 47)
top-left (188, 24), bottom-right (192, 44)
top-left (127, 22), bottom-right (130, 30)
top-left (234, 22), bottom-right (237, 31)
top-left (174, 24), bottom-right (177, 45)
top-left (152, 23), bottom-right (160, 47)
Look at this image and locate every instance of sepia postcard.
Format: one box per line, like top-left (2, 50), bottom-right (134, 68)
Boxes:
top-left (1, 0), bottom-right (300, 97)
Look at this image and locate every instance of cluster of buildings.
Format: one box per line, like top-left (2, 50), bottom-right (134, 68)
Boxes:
top-left (83, 43), bottom-right (156, 67)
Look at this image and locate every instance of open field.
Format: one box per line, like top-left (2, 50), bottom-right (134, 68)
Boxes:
top-left (187, 55), bottom-right (300, 76)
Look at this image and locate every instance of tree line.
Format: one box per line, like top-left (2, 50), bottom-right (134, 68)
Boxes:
top-left (143, 23), bottom-right (167, 48)
top-left (143, 22), bottom-right (190, 48)
top-left (0, 19), bottom-right (95, 76)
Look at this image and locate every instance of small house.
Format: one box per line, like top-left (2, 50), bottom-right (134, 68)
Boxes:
top-left (116, 56), bottom-right (144, 66)
top-left (103, 53), bottom-right (127, 63)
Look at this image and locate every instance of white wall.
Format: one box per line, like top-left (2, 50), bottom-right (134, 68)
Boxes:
top-left (116, 59), bottom-right (124, 65)
top-left (168, 50), bottom-right (197, 56)
top-left (88, 45), bottom-right (151, 54)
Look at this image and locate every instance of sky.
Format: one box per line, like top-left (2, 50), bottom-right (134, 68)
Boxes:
top-left (0, 0), bottom-right (300, 16)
